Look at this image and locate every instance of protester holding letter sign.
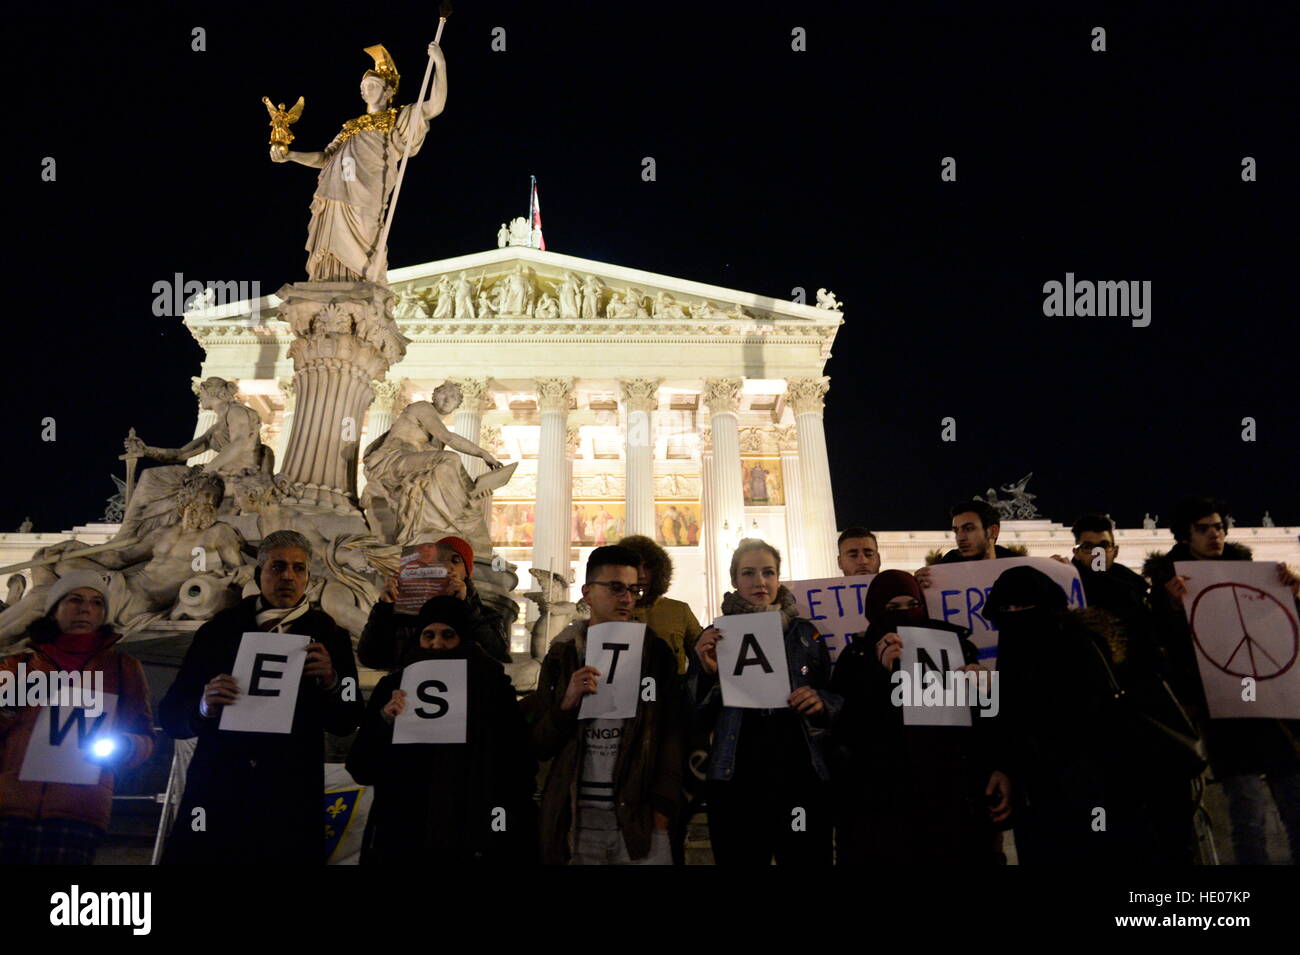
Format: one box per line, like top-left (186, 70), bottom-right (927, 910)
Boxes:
top-left (358, 535), bottom-right (511, 668)
top-left (1147, 496), bottom-right (1300, 865)
top-left (0, 572), bottom-right (154, 864)
top-left (829, 570), bottom-right (1009, 866)
top-left (160, 531), bottom-right (363, 864)
top-left (347, 596), bottom-right (537, 865)
top-left (690, 539), bottom-right (841, 865)
top-left (524, 545), bottom-right (683, 865)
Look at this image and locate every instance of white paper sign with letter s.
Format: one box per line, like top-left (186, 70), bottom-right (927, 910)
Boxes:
top-left (220, 631), bottom-right (309, 734)
top-left (714, 611), bottom-right (791, 709)
top-left (19, 692), bottom-right (119, 785)
top-left (898, 626), bottom-right (971, 727)
top-left (1175, 560), bottom-right (1300, 719)
top-left (579, 622), bottom-right (646, 720)
top-left (393, 659), bottom-right (468, 743)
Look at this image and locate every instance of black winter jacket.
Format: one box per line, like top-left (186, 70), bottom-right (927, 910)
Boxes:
top-left (357, 579), bottom-right (511, 668)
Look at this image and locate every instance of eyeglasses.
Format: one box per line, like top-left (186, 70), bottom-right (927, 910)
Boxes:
top-left (587, 581), bottom-right (645, 599)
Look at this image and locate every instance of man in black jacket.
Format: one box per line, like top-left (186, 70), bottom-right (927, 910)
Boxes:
top-left (357, 535), bottom-right (511, 669)
top-left (1148, 496), bottom-right (1300, 865)
top-left (160, 530), bottom-right (364, 864)
top-left (346, 596), bottom-right (536, 864)
top-left (915, 500), bottom-right (1020, 590)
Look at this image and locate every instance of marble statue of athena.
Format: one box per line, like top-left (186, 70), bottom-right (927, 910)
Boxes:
top-left (271, 43), bottom-right (447, 282)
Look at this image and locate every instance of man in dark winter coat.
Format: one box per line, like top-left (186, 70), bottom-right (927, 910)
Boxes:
top-left (916, 500), bottom-right (1020, 590)
top-left (160, 530), bottom-right (364, 864)
top-left (358, 536), bottom-right (511, 668)
top-left (346, 596), bottom-right (537, 865)
top-left (1147, 496), bottom-right (1300, 865)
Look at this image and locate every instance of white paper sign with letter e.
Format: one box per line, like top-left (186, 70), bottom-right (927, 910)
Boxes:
top-left (220, 631), bottom-right (309, 734)
top-left (393, 659), bottom-right (468, 743)
top-left (898, 626), bottom-right (972, 727)
top-left (19, 692), bottom-right (119, 785)
top-left (1175, 560), bottom-right (1300, 719)
top-left (579, 622), bottom-right (646, 720)
top-left (714, 611), bottom-right (790, 708)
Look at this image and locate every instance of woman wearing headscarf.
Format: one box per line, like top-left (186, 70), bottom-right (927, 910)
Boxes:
top-left (347, 596), bottom-right (537, 865)
top-left (0, 571), bottom-right (155, 864)
top-left (690, 539), bottom-right (842, 864)
top-left (986, 565), bottom-right (1122, 865)
top-left (830, 570), bottom-right (1010, 865)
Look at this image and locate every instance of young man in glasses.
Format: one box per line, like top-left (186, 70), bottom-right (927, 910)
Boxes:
top-left (1148, 496), bottom-right (1300, 865)
top-left (523, 545), bottom-right (684, 864)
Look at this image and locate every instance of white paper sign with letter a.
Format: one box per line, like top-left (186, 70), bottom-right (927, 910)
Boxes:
top-left (394, 659), bottom-right (468, 743)
top-left (19, 692), bottom-right (119, 785)
top-left (714, 611), bottom-right (790, 708)
top-left (220, 631), bottom-right (308, 734)
top-left (579, 622), bottom-right (646, 720)
top-left (898, 626), bottom-right (972, 727)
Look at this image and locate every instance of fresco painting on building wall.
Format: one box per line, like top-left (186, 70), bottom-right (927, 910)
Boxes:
top-left (573, 502), bottom-right (626, 546)
top-left (656, 502), bottom-right (702, 547)
top-left (742, 458), bottom-right (784, 506)
top-left (491, 502), bottom-right (537, 547)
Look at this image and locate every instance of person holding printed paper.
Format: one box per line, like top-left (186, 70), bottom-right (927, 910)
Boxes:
top-left (358, 535), bottom-right (511, 668)
top-left (346, 596), bottom-right (537, 865)
top-left (524, 545), bottom-right (684, 865)
top-left (1147, 496), bottom-right (1300, 865)
top-left (914, 500), bottom-right (1018, 590)
top-left (159, 531), bottom-right (363, 865)
top-left (0, 572), bottom-right (154, 864)
top-left (829, 570), bottom-right (1009, 866)
top-left (690, 539), bottom-right (842, 865)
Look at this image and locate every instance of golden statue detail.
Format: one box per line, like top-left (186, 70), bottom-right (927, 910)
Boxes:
top-left (262, 96), bottom-right (305, 157)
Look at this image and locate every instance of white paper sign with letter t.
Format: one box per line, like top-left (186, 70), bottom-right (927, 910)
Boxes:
top-left (714, 611), bottom-right (790, 708)
top-left (579, 622), bottom-right (646, 720)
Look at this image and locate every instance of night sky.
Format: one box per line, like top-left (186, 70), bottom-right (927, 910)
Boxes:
top-left (6, 1), bottom-right (1296, 535)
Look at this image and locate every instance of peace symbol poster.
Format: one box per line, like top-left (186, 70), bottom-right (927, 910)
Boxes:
top-left (1176, 561), bottom-right (1300, 719)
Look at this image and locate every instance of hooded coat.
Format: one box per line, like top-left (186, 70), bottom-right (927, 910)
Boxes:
top-left (1146, 542), bottom-right (1300, 776)
top-left (346, 642), bottom-right (537, 865)
top-left (830, 570), bottom-right (1003, 865)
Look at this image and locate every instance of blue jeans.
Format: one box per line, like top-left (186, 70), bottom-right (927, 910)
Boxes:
top-left (1220, 770), bottom-right (1300, 865)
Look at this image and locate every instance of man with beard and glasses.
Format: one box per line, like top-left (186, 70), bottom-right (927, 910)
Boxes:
top-left (830, 570), bottom-right (1010, 865)
top-left (160, 530), bottom-right (363, 864)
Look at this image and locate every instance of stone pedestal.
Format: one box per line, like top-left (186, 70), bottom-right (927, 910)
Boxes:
top-left (275, 282), bottom-right (409, 513)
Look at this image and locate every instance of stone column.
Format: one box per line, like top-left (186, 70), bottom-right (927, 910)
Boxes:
top-left (700, 429), bottom-right (719, 622)
top-left (275, 282), bottom-right (408, 512)
top-left (620, 378), bottom-right (660, 538)
top-left (703, 378), bottom-right (745, 596)
top-left (532, 378), bottom-right (575, 586)
top-left (274, 377), bottom-right (296, 465)
top-left (357, 378), bottom-right (403, 495)
top-left (787, 377), bottom-right (837, 579)
top-left (187, 376), bottom-right (217, 465)
top-left (448, 378), bottom-right (493, 480)
top-left (776, 425), bottom-right (807, 581)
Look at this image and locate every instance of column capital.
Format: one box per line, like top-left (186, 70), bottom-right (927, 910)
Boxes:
top-left (786, 376), bottom-right (830, 415)
top-left (775, 424), bottom-right (799, 452)
top-left (536, 377), bottom-right (576, 413)
top-left (371, 378), bottom-right (404, 413)
top-left (702, 378), bottom-right (743, 416)
top-left (447, 377), bottom-right (495, 412)
top-left (619, 378), bottom-right (662, 413)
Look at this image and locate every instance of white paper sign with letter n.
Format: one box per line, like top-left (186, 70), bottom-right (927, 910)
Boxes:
top-left (220, 631), bottom-right (309, 734)
top-left (897, 626), bottom-right (971, 727)
top-left (393, 659), bottom-right (468, 744)
top-left (19, 692), bottom-right (119, 785)
top-left (1176, 560), bottom-right (1300, 719)
top-left (579, 622), bottom-right (646, 720)
top-left (714, 611), bottom-right (790, 709)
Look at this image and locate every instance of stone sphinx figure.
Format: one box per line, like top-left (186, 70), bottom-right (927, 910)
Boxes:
top-left (362, 381), bottom-right (507, 555)
top-left (0, 473), bottom-right (248, 644)
top-left (118, 377), bottom-right (273, 540)
top-left (270, 42), bottom-right (447, 283)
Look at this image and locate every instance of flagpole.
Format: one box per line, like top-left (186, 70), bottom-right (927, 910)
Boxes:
top-left (369, 3), bottom-right (453, 283)
top-left (528, 175), bottom-right (536, 248)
